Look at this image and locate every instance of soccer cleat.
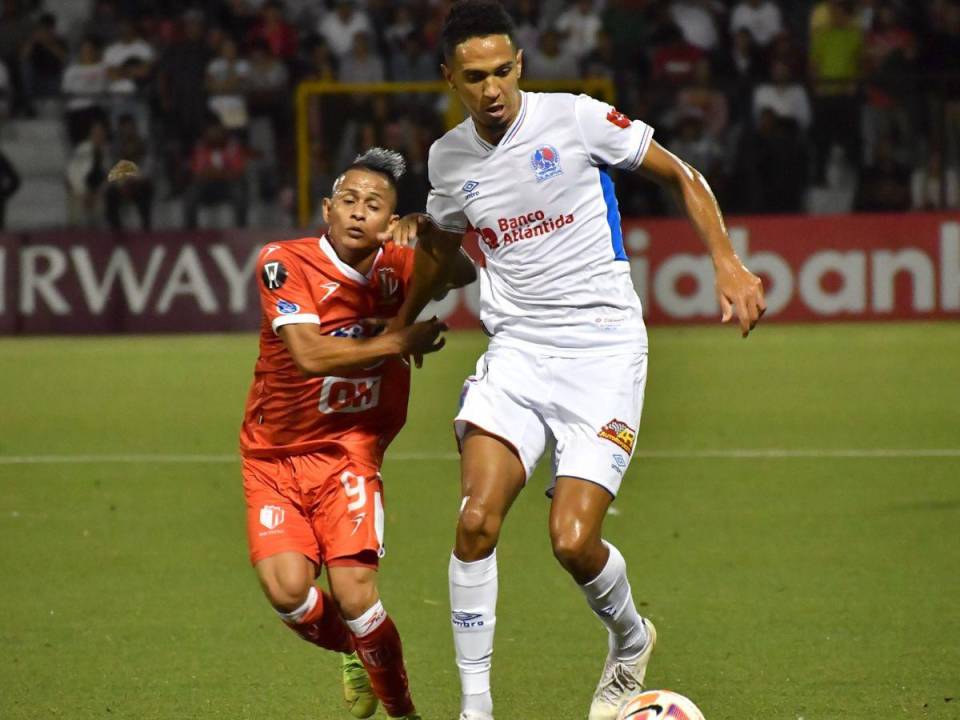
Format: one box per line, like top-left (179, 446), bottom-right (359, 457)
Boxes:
top-left (341, 652), bottom-right (378, 718)
top-left (458, 713), bottom-right (493, 720)
top-left (587, 619), bottom-right (658, 720)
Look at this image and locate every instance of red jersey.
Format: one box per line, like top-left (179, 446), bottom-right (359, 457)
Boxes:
top-left (239, 236), bottom-right (414, 464)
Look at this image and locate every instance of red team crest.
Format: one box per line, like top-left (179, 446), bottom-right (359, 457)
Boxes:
top-left (606, 109), bottom-right (631, 129)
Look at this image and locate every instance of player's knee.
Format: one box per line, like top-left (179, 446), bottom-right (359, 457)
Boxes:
top-left (258, 565), bottom-right (312, 612)
top-left (457, 503), bottom-right (501, 553)
top-left (329, 570), bottom-right (379, 620)
top-left (550, 526), bottom-right (593, 573)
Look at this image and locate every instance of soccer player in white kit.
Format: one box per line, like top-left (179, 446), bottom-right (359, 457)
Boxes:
top-left (381, 2), bottom-right (766, 718)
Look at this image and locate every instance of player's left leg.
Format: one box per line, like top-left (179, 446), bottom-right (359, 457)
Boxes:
top-left (328, 563), bottom-right (419, 720)
top-left (543, 352), bottom-right (655, 719)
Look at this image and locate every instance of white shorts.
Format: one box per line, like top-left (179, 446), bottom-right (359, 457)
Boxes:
top-left (454, 344), bottom-right (648, 497)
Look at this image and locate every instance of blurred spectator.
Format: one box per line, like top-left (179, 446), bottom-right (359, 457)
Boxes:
top-left (0, 0), bottom-right (34, 115)
top-left (809, 0), bottom-right (864, 182)
top-left (669, 0), bottom-right (724, 53)
top-left (737, 109), bottom-right (810, 213)
top-left (390, 33), bottom-right (435, 83)
top-left (339, 32), bottom-right (385, 85)
top-left (924, 0), bottom-right (960, 170)
top-left (855, 134), bottom-right (911, 211)
top-left (753, 59), bottom-right (812, 132)
top-left (555, 0), bottom-right (602, 60)
top-left (66, 119), bottom-right (111, 227)
top-left (105, 113), bottom-right (153, 231)
top-left (80, 0), bottom-right (121, 47)
top-left (247, 38), bottom-right (289, 195)
top-left (674, 58), bottom-right (729, 140)
top-left (206, 36), bottom-right (250, 131)
top-left (19, 13), bottom-right (68, 101)
top-left (247, 38), bottom-right (289, 119)
top-left (0, 57), bottom-right (12, 117)
top-left (524, 28), bottom-right (580, 81)
top-left (157, 10), bottom-right (211, 186)
top-left (582, 30), bottom-right (616, 82)
top-left (730, 0), bottom-right (783, 50)
top-left (384, 5), bottom-right (416, 50)
top-left (911, 148), bottom-right (960, 209)
top-left (62, 37), bottom-right (109, 145)
top-left (512, 0), bottom-right (541, 51)
top-left (248, 0), bottom-right (298, 61)
top-left (0, 146), bottom-right (20, 229)
top-left (103, 18), bottom-right (154, 96)
top-left (861, 2), bottom-right (916, 166)
top-left (319, 0), bottom-right (373, 58)
top-left (651, 24), bottom-right (704, 87)
top-left (602, 0), bottom-right (651, 75)
top-left (183, 118), bottom-right (249, 228)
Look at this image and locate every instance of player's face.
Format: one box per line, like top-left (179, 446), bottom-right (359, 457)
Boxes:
top-left (322, 169), bottom-right (398, 262)
top-left (443, 34), bottom-right (523, 141)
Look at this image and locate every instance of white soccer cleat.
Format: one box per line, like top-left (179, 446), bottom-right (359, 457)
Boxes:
top-left (587, 619), bottom-right (658, 720)
top-left (459, 712), bottom-right (494, 720)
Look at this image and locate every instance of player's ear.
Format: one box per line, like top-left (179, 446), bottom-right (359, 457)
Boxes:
top-left (385, 213), bottom-right (399, 238)
top-left (321, 197), bottom-right (332, 224)
top-left (516, 48), bottom-right (523, 79)
top-left (441, 63), bottom-right (455, 91)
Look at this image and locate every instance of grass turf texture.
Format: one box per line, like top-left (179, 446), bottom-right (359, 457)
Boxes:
top-left (1, 323), bottom-right (958, 719)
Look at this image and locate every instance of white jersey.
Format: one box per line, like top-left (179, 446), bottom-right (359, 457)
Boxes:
top-left (426, 91), bottom-right (655, 355)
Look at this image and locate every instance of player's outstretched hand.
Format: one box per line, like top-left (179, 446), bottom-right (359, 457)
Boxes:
top-left (393, 316), bottom-right (448, 368)
top-left (377, 213), bottom-right (433, 247)
top-left (715, 253), bottom-right (766, 338)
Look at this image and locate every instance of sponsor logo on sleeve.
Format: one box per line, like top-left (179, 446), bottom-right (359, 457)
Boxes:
top-left (598, 419), bottom-right (637, 454)
top-left (261, 261), bottom-right (287, 290)
top-left (530, 145), bottom-right (563, 182)
top-left (276, 299), bottom-right (300, 314)
top-left (606, 108), bottom-right (631, 129)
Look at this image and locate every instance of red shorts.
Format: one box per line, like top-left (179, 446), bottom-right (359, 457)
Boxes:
top-left (242, 450), bottom-right (385, 570)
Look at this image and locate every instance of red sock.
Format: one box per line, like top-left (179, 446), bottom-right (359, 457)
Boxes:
top-left (348, 603), bottom-right (415, 717)
top-left (281, 586), bottom-right (355, 654)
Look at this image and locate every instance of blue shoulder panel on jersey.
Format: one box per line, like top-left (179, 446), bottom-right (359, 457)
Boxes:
top-left (599, 166), bottom-right (628, 261)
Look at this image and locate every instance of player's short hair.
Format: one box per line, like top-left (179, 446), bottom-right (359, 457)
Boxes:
top-left (441, 0), bottom-right (517, 61)
top-left (341, 147), bottom-right (406, 191)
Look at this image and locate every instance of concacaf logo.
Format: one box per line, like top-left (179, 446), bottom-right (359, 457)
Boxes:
top-left (598, 419), bottom-right (636, 454)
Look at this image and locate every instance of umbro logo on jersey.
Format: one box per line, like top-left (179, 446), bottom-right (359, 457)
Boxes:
top-left (462, 180), bottom-right (479, 193)
top-left (262, 261), bottom-right (287, 290)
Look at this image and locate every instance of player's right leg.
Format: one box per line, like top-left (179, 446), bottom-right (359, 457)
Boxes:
top-left (243, 456), bottom-right (375, 717)
top-left (452, 347), bottom-right (550, 720)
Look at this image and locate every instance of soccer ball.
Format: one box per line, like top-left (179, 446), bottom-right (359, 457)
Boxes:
top-left (616, 690), bottom-right (705, 720)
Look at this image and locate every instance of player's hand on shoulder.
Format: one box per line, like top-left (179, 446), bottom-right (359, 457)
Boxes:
top-left (714, 253), bottom-right (766, 338)
top-left (377, 213), bottom-right (433, 247)
top-left (391, 316), bottom-right (448, 368)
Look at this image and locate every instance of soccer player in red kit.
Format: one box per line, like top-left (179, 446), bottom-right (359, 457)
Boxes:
top-left (239, 148), bottom-right (476, 719)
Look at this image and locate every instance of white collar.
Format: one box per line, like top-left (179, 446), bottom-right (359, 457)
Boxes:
top-left (319, 235), bottom-right (381, 284)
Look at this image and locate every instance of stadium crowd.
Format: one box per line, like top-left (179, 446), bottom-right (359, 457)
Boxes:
top-left (0, 0), bottom-right (957, 230)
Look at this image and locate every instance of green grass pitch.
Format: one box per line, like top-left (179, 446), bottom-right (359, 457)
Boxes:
top-left (1, 323), bottom-right (958, 719)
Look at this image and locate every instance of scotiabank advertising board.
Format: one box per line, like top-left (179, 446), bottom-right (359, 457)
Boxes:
top-left (0, 213), bottom-right (957, 335)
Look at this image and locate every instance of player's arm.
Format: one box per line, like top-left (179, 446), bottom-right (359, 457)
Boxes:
top-left (432, 247), bottom-right (477, 300)
top-left (278, 319), bottom-right (447, 377)
top-left (378, 215), bottom-right (466, 326)
top-left (637, 141), bottom-right (766, 337)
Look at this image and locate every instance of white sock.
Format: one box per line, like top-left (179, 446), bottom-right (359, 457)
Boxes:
top-left (449, 550), bottom-right (498, 715)
top-left (344, 599), bottom-right (387, 638)
top-left (579, 541), bottom-right (648, 661)
top-left (276, 585), bottom-right (318, 624)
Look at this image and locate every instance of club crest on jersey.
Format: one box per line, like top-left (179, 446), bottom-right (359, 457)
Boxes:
top-left (377, 267), bottom-right (401, 302)
top-left (598, 419), bottom-right (636, 454)
top-left (530, 144), bottom-right (563, 182)
top-left (276, 299), bottom-right (300, 314)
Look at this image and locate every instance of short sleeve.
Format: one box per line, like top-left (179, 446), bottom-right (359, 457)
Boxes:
top-left (573, 94), bottom-right (655, 171)
top-left (425, 144), bottom-right (469, 234)
top-left (256, 244), bottom-right (320, 334)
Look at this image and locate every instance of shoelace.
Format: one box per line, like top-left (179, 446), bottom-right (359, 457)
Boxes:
top-left (596, 663), bottom-right (642, 704)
